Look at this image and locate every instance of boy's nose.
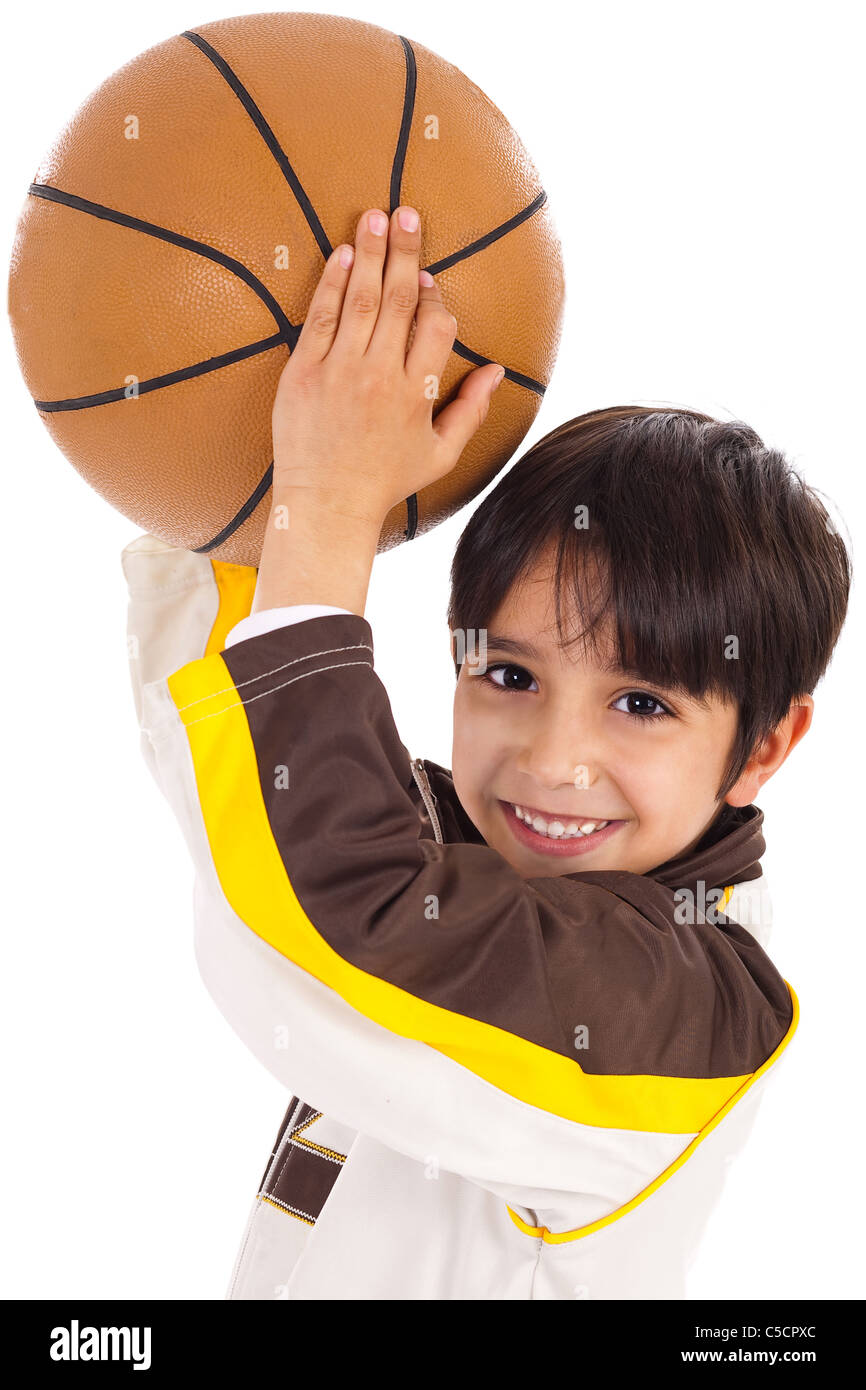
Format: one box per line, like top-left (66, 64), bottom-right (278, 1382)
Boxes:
top-left (515, 750), bottom-right (598, 793)
top-left (515, 707), bottom-right (604, 794)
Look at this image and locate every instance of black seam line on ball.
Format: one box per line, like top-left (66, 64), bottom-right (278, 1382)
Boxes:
top-left (453, 339), bottom-right (545, 396)
top-left (181, 30), bottom-right (333, 262)
top-left (423, 191), bottom-right (548, 276)
top-left (194, 463), bottom-right (419, 554)
top-left (403, 493), bottom-right (419, 542)
top-left (27, 184), bottom-right (299, 347)
top-left (34, 333), bottom-right (286, 412)
top-left (390, 36), bottom-right (417, 217)
top-left (191, 462), bottom-right (275, 553)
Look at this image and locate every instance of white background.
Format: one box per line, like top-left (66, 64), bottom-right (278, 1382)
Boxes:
top-left (2, 0), bottom-right (862, 1299)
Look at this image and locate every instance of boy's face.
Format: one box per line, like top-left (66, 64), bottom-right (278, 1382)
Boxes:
top-left (450, 546), bottom-right (740, 878)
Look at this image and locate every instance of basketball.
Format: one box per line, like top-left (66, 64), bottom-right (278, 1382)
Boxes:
top-left (7, 11), bottom-right (565, 563)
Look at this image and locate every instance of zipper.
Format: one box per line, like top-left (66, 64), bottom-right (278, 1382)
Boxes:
top-left (410, 757), bottom-right (444, 845)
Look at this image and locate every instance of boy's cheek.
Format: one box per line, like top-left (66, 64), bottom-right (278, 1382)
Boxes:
top-left (612, 754), bottom-right (709, 851)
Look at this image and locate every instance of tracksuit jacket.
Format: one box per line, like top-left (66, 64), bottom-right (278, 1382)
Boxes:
top-left (121, 531), bottom-right (799, 1301)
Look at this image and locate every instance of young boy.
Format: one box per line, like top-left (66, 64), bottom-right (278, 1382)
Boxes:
top-left (122, 206), bottom-right (850, 1300)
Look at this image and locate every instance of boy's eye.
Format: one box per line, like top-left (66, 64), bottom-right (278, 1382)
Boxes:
top-left (478, 662), bottom-right (538, 693)
top-left (612, 691), bottom-right (672, 719)
top-left (478, 668), bottom-right (673, 718)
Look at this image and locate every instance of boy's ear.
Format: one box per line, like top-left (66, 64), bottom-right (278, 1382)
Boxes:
top-left (724, 695), bottom-right (814, 807)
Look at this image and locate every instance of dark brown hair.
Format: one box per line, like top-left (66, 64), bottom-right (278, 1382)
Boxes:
top-left (446, 405), bottom-right (851, 798)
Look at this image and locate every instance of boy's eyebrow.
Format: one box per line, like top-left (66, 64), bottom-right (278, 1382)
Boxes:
top-left (484, 633), bottom-right (661, 682)
top-left (483, 634), bottom-right (543, 659)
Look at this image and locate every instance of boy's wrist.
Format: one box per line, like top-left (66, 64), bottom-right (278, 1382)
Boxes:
top-left (271, 472), bottom-right (387, 530)
top-left (252, 483), bottom-right (383, 616)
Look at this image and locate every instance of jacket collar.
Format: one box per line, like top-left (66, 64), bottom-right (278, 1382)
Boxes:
top-left (419, 759), bottom-right (765, 893)
top-left (647, 802), bottom-right (765, 892)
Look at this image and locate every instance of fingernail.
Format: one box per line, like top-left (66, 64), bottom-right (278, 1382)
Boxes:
top-left (399, 207), bottom-right (419, 232)
top-left (419, 269), bottom-right (435, 286)
top-left (368, 212), bottom-right (388, 235)
top-left (492, 367), bottom-right (506, 389)
top-left (339, 246), bottom-right (355, 269)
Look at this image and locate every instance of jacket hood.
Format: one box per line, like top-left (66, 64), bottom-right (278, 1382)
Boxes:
top-left (419, 759), bottom-right (765, 894)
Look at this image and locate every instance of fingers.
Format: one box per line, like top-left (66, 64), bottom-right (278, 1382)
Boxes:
top-left (291, 205), bottom-right (504, 482)
top-left (331, 207), bottom-right (392, 357)
top-left (405, 272), bottom-right (458, 397)
top-left (429, 360), bottom-right (506, 469)
top-left (365, 206), bottom-right (422, 359)
top-left (291, 241), bottom-right (356, 364)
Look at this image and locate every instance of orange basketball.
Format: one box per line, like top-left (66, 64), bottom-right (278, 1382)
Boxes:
top-left (7, 12), bottom-right (565, 563)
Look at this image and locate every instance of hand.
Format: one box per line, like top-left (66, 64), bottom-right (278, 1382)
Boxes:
top-left (270, 205), bottom-right (505, 528)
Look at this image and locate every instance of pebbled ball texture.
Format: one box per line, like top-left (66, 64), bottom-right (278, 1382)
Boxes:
top-left (8, 11), bottom-right (565, 563)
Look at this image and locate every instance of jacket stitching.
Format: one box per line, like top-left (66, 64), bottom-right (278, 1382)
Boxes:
top-left (173, 641), bottom-right (374, 713)
top-left (260, 1195), bottom-right (317, 1226)
top-left (264, 1110), bottom-right (348, 1233)
top-left (288, 1111), bottom-right (321, 1137)
top-left (258, 1096), bottom-right (308, 1193)
top-left (289, 1135), bottom-right (348, 1164)
top-left (268, 1110), bottom-right (321, 1192)
top-left (177, 658), bottom-right (375, 728)
top-left (236, 1098), bottom-right (309, 1289)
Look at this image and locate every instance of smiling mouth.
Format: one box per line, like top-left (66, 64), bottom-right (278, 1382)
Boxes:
top-left (499, 799), bottom-right (626, 856)
top-left (504, 800), bottom-right (611, 839)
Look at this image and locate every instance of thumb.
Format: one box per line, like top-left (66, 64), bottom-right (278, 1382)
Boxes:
top-left (432, 363), bottom-right (505, 462)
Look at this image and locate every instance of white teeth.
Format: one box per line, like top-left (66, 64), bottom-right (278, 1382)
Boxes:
top-left (510, 804), bottom-right (609, 841)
